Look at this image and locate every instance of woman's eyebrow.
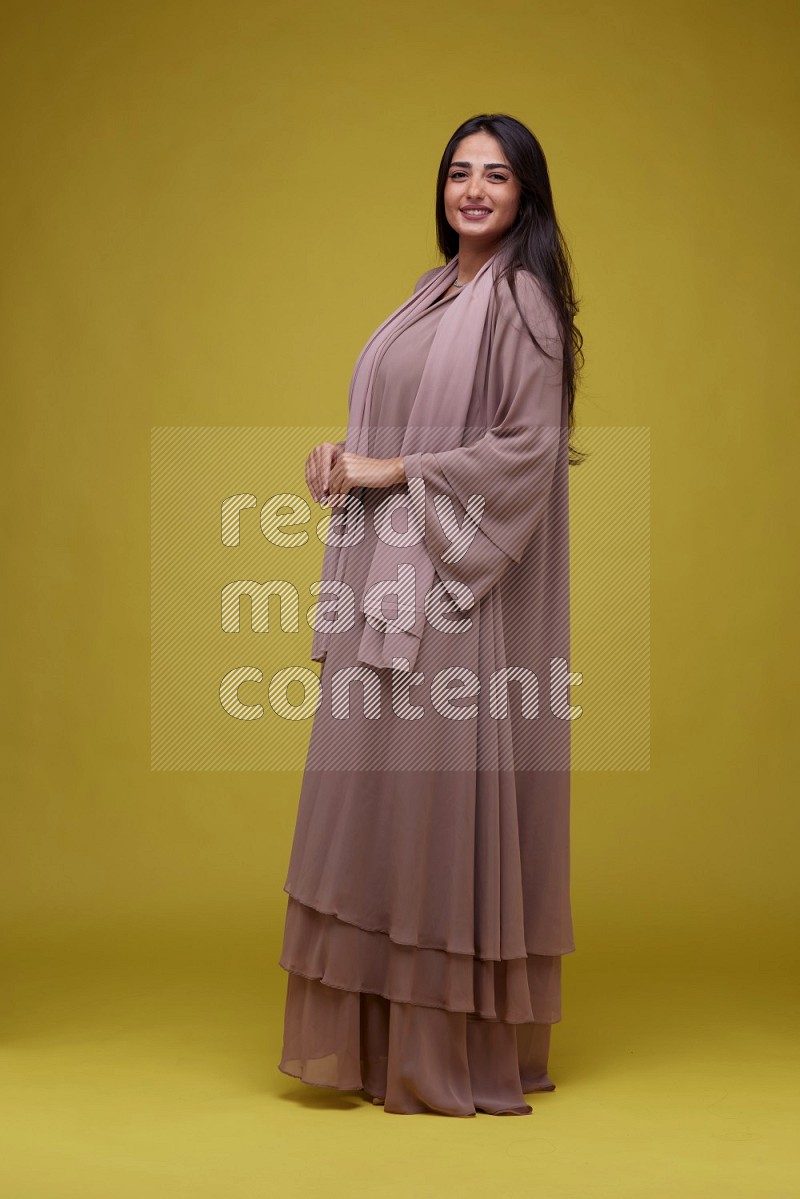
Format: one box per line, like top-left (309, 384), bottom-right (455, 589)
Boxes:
top-left (450, 161), bottom-right (512, 171)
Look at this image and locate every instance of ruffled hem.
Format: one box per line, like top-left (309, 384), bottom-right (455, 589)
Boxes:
top-left (280, 893), bottom-right (561, 1023)
top-left (278, 972), bottom-right (557, 1117)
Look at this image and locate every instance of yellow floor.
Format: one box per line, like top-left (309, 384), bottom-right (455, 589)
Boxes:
top-left (1, 923), bottom-right (796, 1199)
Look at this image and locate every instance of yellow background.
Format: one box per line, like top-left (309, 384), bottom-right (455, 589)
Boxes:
top-left (1, 0), bottom-right (797, 1194)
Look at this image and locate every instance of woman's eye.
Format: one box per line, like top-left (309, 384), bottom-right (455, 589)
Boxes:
top-left (449, 172), bottom-right (509, 182)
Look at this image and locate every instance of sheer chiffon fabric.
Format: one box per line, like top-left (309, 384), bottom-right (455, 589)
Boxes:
top-left (278, 281), bottom-right (572, 1116)
top-left (279, 969), bottom-right (556, 1117)
top-left (279, 891), bottom-right (560, 1114)
top-left (278, 760), bottom-right (570, 1115)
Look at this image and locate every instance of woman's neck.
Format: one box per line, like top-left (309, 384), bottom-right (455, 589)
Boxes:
top-left (455, 240), bottom-right (503, 284)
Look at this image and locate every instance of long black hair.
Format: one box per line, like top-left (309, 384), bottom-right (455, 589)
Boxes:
top-left (435, 113), bottom-right (586, 465)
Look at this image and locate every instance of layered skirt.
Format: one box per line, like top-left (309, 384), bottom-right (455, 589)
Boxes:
top-left (278, 895), bottom-right (562, 1116)
top-left (277, 757), bottom-right (573, 1117)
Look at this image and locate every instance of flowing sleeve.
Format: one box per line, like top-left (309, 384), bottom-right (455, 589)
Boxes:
top-left (401, 271), bottom-right (565, 611)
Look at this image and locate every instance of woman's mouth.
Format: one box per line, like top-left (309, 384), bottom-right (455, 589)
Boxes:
top-left (460, 207), bottom-right (492, 221)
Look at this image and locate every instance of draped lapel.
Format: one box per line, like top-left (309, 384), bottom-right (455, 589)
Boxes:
top-left (312, 245), bottom-right (510, 671)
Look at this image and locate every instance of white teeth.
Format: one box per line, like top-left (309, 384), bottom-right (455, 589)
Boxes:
top-left (463, 209), bottom-right (490, 214)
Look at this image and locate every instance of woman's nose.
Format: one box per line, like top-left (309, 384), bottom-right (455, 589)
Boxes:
top-left (465, 176), bottom-right (486, 200)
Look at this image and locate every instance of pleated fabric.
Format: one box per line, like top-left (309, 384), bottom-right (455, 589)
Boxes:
top-left (277, 280), bottom-right (573, 1116)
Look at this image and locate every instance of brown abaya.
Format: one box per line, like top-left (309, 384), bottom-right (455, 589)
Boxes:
top-left (277, 261), bottom-right (574, 1116)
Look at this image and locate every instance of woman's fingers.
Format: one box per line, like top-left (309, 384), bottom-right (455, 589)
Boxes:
top-left (307, 442), bottom-right (330, 503)
top-left (323, 457), bottom-right (350, 506)
top-left (308, 441), bottom-right (346, 505)
top-left (319, 444), bottom-right (335, 499)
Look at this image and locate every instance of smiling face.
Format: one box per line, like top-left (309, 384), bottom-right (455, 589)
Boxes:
top-left (443, 130), bottom-right (521, 249)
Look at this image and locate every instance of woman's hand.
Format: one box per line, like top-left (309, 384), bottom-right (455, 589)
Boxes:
top-left (305, 440), bottom-right (345, 504)
top-left (325, 452), bottom-right (406, 505)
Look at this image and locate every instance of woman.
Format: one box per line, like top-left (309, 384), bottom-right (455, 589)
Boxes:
top-left (277, 113), bottom-right (583, 1117)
